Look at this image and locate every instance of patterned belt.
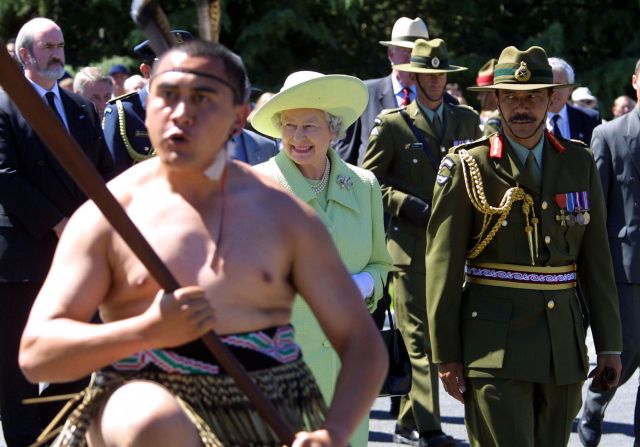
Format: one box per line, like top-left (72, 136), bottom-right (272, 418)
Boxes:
top-left (465, 262), bottom-right (577, 290)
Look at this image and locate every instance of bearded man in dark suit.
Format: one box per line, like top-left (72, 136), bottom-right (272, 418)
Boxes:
top-left (0, 17), bottom-right (113, 445)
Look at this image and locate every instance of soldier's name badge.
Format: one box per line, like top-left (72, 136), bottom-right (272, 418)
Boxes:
top-left (405, 142), bottom-right (423, 150)
top-left (452, 139), bottom-right (473, 147)
top-left (437, 157), bottom-right (455, 186)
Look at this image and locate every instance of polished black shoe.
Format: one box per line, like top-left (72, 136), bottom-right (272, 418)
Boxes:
top-left (419, 430), bottom-right (456, 447)
top-left (578, 407), bottom-right (603, 447)
top-left (393, 424), bottom-right (419, 446)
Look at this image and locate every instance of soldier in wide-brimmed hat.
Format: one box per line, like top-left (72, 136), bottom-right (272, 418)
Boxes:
top-left (362, 37), bottom-right (481, 447)
top-left (427, 45), bottom-right (623, 447)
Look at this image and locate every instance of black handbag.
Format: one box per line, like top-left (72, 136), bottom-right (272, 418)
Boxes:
top-left (379, 306), bottom-right (412, 397)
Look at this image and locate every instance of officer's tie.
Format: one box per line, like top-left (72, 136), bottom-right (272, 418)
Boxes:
top-left (400, 87), bottom-right (411, 107)
top-left (432, 113), bottom-right (443, 140)
top-left (551, 114), bottom-right (562, 138)
top-left (525, 150), bottom-right (541, 187)
top-left (45, 91), bottom-right (64, 124)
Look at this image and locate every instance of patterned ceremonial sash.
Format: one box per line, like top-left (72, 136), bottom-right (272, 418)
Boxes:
top-left (465, 262), bottom-right (577, 290)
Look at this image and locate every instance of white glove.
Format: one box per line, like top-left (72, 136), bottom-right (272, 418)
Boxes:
top-left (351, 272), bottom-right (374, 300)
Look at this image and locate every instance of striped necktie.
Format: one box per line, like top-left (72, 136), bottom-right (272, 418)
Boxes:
top-left (400, 87), bottom-right (411, 106)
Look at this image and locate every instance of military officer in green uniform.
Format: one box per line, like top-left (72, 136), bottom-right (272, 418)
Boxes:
top-left (362, 38), bottom-right (481, 447)
top-left (426, 45), bottom-right (623, 446)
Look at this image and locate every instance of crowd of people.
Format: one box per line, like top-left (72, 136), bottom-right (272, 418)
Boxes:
top-left (0, 12), bottom-right (638, 447)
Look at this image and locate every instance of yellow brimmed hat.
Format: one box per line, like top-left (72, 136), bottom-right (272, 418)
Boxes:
top-left (250, 71), bottom-right (368, 139)
top-left (393, 39), bottom-right (467, 74)
top-left (468, 46), bottom-right (573, 91)
top-left (379, 17), bottom-right (430, 49)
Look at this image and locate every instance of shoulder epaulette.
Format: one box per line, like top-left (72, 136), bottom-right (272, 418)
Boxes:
top-left (451, 135), bottom-right (489, 153)
top-left (568, 138), bottom-right (589, 148)
top-left (107, 90), bottom-right (138, 105)
top-left (379, 106), bottom-right (403, 116)
top-left (454, 104), bottom-right (477, 112)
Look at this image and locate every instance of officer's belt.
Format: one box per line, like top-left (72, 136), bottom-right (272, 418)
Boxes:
top-left (464, 262), bottom-right (577, 290)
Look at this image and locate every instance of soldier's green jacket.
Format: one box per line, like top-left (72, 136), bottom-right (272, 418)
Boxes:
top-left (426, 133), bottom-right (623, 385)
top-left (362, 101), bottom-right (482, 272)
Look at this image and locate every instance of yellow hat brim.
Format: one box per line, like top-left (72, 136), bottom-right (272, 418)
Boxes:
top-left (250, 75), bottom-right (368, 139)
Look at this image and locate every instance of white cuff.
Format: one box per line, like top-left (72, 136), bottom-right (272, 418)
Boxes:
top-left (352, 272), bottom-right (375, 299)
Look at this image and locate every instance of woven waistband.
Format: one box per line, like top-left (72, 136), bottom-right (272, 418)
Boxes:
top-left (465, 262), bottom-right (577, 290)
top-left (110, 325), bottom-right (300, 375)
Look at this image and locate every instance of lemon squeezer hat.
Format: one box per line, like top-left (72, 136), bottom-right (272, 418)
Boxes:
top-left (379, 17), bottom-right (430, 49)
top-left (393, 38), bottom-right (467, 74)
top-left (468, 46), bottom-right (573, 91)
top-left (250, 71), bottom-right (368, 139)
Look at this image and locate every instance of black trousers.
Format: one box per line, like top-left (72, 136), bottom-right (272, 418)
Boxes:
top-left (0, 282), bottom-right (42, 446)
top-left (0, 282), bottom-right (90, 446)
top-left (583, 282), bottom-right (640, 441)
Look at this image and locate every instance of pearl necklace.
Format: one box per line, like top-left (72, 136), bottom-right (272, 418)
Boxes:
top-left (310, 158), bottom-right (331, 195)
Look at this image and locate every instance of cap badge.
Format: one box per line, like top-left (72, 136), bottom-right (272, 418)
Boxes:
top-left (175, 32), bottom-right (184, 44)
top-left (514, 61), bottom-right (531, 82)
top-left (431, 56), bottom-right (440, 68)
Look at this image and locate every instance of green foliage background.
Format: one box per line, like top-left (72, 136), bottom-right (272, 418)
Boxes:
top-left (0, 0), bottom-right (638, 119)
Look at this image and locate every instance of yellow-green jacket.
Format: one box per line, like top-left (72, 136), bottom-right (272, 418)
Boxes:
top-left (254, 149), bottom-right (391, 382)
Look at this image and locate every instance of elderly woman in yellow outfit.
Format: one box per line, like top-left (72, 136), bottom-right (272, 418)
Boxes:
top-left (251, 71), bottom-right (392, 446)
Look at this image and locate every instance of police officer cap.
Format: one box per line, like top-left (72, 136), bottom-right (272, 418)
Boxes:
top-left (133, 30), bottom-right (194, 64)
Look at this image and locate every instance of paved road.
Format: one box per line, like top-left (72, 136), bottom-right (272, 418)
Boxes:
top-left (1, 331), bottom-right (637, 446)
top-left (369, 329), bottom-right (638, 446)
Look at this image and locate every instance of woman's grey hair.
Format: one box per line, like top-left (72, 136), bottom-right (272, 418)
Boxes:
top-left (271, 110), bottom-right (345, 142)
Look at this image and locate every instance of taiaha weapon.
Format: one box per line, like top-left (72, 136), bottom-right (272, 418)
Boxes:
top-left (195, 0), bottom-right (221, 42)
top-left (0, 5), bottom-right (295, 445)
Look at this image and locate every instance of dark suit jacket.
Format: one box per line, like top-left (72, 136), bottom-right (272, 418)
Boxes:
top-left (0, 88), bottom-right (113, 282)
top-left (103, 87), bottom-right (150, 175)
top-left (566, 103), bottom-right (601, 144)
top-left (335, 74), bottom-right (459, 166)
top-left (229, 129), bottom-right (279, 165)
top-left (591, 109), bottom-right (640, 283)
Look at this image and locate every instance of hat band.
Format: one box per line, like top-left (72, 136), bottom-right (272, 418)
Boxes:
top-left (410, 55), bottom-right (448, 69)
top-left (476, 73), bottom-right (494, 86)
top-left (392, 35), bottom-right (426, 42)
top-left (494, 67), bottom-right (553, 84)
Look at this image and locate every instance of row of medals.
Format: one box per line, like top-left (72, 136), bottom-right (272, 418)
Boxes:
top-left (557, 208), bottom-right (591, 226)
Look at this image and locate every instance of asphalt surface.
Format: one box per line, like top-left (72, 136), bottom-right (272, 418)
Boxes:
top-left (369, 329), bottom-right (638, 446)
top-left (1, 330), bottom-right (637, 446)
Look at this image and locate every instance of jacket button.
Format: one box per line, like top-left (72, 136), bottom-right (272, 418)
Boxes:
top-left (502, 220), bottom-right (508, 227)
top-left (544, 235), bottom-right (551, 244)
top-left (547, 300), bottom-right (555, 309)
top-left (541, 201), bottom-right (548, 210)
top-left (471, 311), bottom-right (478, 318)
top-left (412, 158), bottom-right (418, 164)
top-left (394, 226), bottom-right (399, 231)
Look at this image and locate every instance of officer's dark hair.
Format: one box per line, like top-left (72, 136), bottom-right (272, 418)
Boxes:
top-left (154, 39), bottom-right (248, 106)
